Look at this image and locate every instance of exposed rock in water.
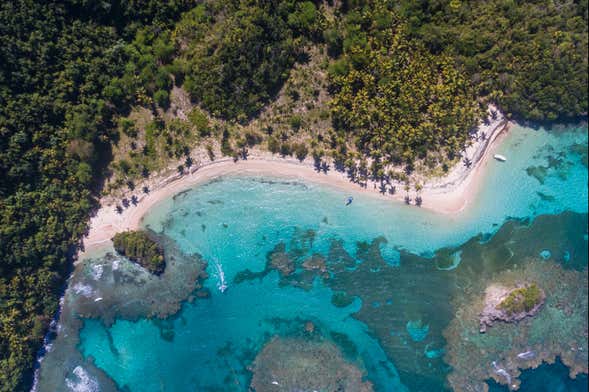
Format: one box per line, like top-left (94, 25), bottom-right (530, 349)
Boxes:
top-left (249, 337), bottom-right (373, 392)
top-left (479, 283), bottom-right (545, 333)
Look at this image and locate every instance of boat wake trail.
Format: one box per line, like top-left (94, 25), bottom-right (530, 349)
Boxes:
top-left (213, 259), bottom-right (228, 293)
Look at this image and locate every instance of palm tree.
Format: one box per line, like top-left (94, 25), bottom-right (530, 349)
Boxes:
top-left (115, 205), bottom-right (123, 214)
top-left (240, 147), bottom-right (249, 160)
top-left (379, 182), bottom-right (387, 194)
top-left (131, 195), bottom-right (139, 205)
top-left (313, 155), bottom-right (322, 172)
top-left (415, 196), bottom-right (423, 206)
top-left (122, 198), bottom-right (130, 208)
top-left (142, 186), bottom-right (150, 194)
top-left (404, 195), bottom-right (412, 205)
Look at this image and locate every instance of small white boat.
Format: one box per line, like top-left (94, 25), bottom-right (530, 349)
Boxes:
top-left (493, 154), bottom-right (507, 162)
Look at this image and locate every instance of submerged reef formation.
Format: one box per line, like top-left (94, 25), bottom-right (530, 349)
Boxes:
top-left (75, 232), bottom-right (208, 322)
top-left (249, 337), bottom-right (373, 392)
top-left (235, 212), bottom-right (588, 390)
top-left (35, 231), bottom-right (209, 391)
top-left (479, 283), bottom-right (545, 333)
top-left (112, 229), bottom-right (166, 275)
top-left (444, 260), bottom-right (588, 391)
top-left (526, 137), bottom-right (589, 186)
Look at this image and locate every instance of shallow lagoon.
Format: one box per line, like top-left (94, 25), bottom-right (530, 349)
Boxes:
top-left (37, 125), bottom-right (588, 391)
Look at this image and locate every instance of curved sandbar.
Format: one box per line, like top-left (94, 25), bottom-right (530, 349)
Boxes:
top-left (82, 114), bottom-right (510, 256)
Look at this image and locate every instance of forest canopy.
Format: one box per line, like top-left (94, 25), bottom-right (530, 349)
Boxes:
top-left (0, 1), bottom-right (195, 390)
top-left (398, 0), bottom-right (588, 122)
top-left (178, 0), bottom-right (324, 122)
top-left (328, 1), bottom-right (481, 168)
top-left (112, 230), bottom-right (165, 275)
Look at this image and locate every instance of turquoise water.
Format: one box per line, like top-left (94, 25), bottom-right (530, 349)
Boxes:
top-left (38, 125), bottom-right (588, 391)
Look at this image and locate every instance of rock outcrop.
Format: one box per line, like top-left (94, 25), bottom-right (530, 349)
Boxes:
top-left (479, 283), bottom-right (545, 333)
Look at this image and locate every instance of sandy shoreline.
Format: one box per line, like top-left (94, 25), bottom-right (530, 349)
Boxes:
top-left (81, 111), bottom-right (510, 257)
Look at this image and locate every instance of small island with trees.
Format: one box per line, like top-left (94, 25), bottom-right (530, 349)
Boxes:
top-left (112, 230), bottom-right (166, 275)
top-left (479, 283), bottom-right (545, 333)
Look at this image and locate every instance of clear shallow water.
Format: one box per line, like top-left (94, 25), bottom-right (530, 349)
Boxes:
top-left (38, 125), bottom-right (588, 391)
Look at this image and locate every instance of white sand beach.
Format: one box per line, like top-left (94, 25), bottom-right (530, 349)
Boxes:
top-left (81, 109), bottom-right (510, 256)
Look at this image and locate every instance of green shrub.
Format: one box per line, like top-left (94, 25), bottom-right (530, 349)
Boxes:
top-left (497, 283), bottom-right (543, 315)
top-left (188, 108), bottom-right (211, 137)
top-left (112, 231), bottom-right (165, 275)
top-left (154, 89), bottom-right (170, 109)
top-left (267, 136), bottom-right (280, 154)
top-left (293, 143), bottom-right (309, 161)
top-left (289, 115), bottom-right (303, 131)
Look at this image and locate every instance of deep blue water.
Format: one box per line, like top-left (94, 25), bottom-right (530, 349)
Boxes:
top-left (488, 358), bottom-right (588, 392)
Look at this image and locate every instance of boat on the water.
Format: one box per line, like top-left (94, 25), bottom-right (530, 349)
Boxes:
top-left (346, 196), bottom-right (353, 205)
top-left (493, 154), bottom-right (507, 162)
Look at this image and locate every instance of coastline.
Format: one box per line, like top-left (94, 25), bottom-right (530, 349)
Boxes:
top-left (81, 113), bottom-right (510, 257)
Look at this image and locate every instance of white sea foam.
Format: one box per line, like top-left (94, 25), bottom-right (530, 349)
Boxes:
top-left (517, 350), bottom-right (535, 360)
top-left (65, 366), bottom-right (100, 392)
top-left (72, 283), bottom-right (95, 298)
top-left (492, 361), bottom-right (512, 385)
top-left (90, 264), bottom-right (103, 280)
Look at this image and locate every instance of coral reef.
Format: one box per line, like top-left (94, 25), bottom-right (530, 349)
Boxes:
top-left (235, 211), bottom-right (588, 390)
top-left (74, 232), bottom-right (209, 322)
top-left (268, 243), bottom-right (295, 277)
top-left (444, 260), bottom-right (588, 391)
top-left (35, 232), bottom-right (210, 391)
top-left (249, 337), bottom-right (373, 392)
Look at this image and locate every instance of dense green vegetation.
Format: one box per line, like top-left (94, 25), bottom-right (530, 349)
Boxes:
top-left (0, 0), bottom-right (586, 390)
top-left (178, 0), bottom-right (324, 122)
top-left (112, 231), bottom-right (165, 274)
top-left (398, 0), bottom-right (588, 121)
top-left (0, 1), bottom-right (194, 390)
top-left (498, 283), bottom-right (544, 315)
top-left (328, 1), bottom-right (481, 172)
